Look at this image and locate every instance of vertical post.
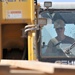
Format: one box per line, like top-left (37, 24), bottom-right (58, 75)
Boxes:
top-left (35, 4), bottom-right (41, 60)
top-left (28, 0), bottom-right (35, 60)
top-left (0, 24), bottom-right (2, 60)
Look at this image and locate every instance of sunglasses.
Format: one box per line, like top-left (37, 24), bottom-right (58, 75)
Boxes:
top-left (56, 27), bottom-right (64, 30)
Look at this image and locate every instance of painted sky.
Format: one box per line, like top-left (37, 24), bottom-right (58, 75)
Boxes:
top-left (38, 0), bottom-right (75, 2)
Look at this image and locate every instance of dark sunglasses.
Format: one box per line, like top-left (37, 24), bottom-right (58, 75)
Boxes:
top-left (56, 27), bottom-right (64, 30)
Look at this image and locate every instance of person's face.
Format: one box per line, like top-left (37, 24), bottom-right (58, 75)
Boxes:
top-left (55, 27), bottom-right (65, 36)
